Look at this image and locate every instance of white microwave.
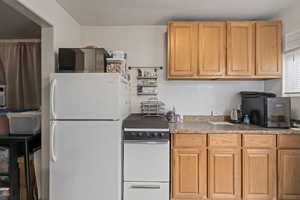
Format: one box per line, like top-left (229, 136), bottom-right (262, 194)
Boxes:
top-left (0, 85), bottom-right (6, 108)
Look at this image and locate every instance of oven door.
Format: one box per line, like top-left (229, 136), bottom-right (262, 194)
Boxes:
top-left (124, 140), bottom-right (169, 182)
top-left (124, 182), bottom-right (169, 200)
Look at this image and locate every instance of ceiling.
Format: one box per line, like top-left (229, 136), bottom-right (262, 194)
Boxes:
top-left (57, 0), bottom-right (298, 26)
top-left (0, 1), bottom-right (40, 39)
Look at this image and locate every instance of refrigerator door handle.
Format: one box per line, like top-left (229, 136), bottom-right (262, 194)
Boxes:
top-left (50, 79), bottom-right (57, 119)
top-left (50, 122), bottom-right (57, 162)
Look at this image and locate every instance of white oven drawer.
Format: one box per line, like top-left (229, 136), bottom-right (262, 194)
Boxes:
top-left (124, 141), bottom-right (169, 182)
top-left (124, 182), bottom-right (169, 200)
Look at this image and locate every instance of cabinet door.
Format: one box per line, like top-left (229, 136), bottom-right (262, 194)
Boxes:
top-left (243, 149), bottom-right (276, 200)
top-left (208, 148), bottom-right (241, 200)
top-left (227, 22), bottom-right (255, 76)
top-left (256, 21), bottom-right (282, 77)
top-left (198, 22), bottom-right (226, 77)
top-left (168, 22), bottom-right (197, 78)
top-left (278, 150), bottom-right (300, 200)
top-left (172, 148), bottom-right (207, 200)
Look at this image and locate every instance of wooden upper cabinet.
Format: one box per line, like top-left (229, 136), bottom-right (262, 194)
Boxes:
top-left (168, 22), bottom-right (197, 78)
top-left (198, 22), bottom-right (226, 77)
top-left (167, 21), bottom-right (282, 80)
top-left (256, 21), bottom-right (282, 77)
top-left (227, 22), bottom-right (255, 76)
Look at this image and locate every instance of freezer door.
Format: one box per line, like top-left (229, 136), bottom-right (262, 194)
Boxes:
top-left (49, 121), bottom-right (122, 200)
top-left (50, 73), bottom-right (129, 120)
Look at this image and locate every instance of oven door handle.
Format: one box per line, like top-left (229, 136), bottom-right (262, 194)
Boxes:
top-left (130, 185), bottom-right (161, 189)
top-left (124, 140), bottom-right (169, 144)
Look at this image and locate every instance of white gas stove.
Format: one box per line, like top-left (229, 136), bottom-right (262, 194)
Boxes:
top-left (123, 114), bottom-right (170, 200)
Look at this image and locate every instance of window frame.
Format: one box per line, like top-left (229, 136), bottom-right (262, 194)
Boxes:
top-left (282, 48), bottom-right (300, 97)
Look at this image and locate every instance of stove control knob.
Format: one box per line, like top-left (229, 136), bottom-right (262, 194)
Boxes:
top-left (138, 132), bottom-right (143, 137)
top-left (146, 132), bottom-right (151, 137)
top-left (160, 133), bottom-right (165, 137)
top-left (131, 132), bottom-right (136, 136)
top-left (154, 132), bottom-right (159, 137)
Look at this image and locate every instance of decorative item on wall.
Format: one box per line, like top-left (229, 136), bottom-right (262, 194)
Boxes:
top-left (128, 66), bottom-right (163, 96)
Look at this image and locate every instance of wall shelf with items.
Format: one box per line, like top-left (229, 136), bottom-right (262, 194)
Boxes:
top-left (129, 66), bottom-right (162, 96)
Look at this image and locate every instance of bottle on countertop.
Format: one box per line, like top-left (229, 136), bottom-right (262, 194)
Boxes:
top-left (166, 106), bottom-right (176, 123)
top-left (243, 114), bottom-right (250, 125)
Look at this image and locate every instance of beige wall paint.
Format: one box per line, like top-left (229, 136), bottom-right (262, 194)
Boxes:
top-left (0, 1), bottom-right (40, 39)
top-left (81, 26), bottom-right (265, 116)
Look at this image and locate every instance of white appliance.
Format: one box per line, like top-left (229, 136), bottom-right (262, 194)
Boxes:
top-left (49, 73), bottom-right (130, 200)
top-left (123, 114), bottom-right (170, 200)
top-left (0, 85), bottom-right (6, 108)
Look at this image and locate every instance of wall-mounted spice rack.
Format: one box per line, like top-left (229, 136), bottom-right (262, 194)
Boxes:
top-left (129, 66), bottom-right (163, 96)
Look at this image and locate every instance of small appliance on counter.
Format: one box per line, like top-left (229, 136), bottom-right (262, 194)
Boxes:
top-left (123, 114), bottom-right (170, 200)
top-left (230, 108), bottom-right (242, 123)
top-left (240, 91), bottom-right (291, 128)
top-left (58, 48), bottom-right (109, 73)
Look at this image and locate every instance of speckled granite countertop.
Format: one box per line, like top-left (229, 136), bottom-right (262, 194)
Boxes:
top-left (169, 121), bottom-right (300, 135)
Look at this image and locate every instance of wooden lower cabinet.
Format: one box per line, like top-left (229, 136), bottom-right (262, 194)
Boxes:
top-left (171, 134), bottom-right (300, 200)
top-left (278, 150), bottom-right (300, 200)
top-left (172, 148), bottom-right (207, 200)
top-left (243, 149), bottom-right (276, 200)
top-left (208, 148), bottom-right (241, 200)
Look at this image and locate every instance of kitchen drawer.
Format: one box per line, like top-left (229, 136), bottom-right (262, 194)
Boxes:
top-left (208, 134), bottom-right (241, 147)
top-left (243, 135), bottom-right (276, 148)
top-left (278, 135), bottom-right (300, 148)
top-left (172, 134), bottom-right (206, 148)
top-left (124, 182), bottom-right (169, 200)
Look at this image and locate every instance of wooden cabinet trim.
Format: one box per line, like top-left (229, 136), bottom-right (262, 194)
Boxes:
top-left (243, 135), bottom-right (276, 148)
top-left (172, 134), bottom-right (207, 148)
top-left (208, 134), bottom-right (241, 148)
top-left (278, 135), bottom-right (300, 149)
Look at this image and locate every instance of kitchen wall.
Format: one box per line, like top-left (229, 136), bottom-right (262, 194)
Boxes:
top-left (265, 1), bottom-right (300, 120)
top-left (4, 1), bottom-right (81, 199)
top-left (0, 1), bottom-right (41, 39)
top-left (81, 26), bottom-right (265, 116)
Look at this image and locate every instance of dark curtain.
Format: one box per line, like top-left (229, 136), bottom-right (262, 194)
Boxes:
top-left (0, 40), bottom-right (41, 110)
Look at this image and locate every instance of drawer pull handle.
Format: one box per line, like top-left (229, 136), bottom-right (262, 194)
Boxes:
top-left (130, 185), bottom-right (161, 189)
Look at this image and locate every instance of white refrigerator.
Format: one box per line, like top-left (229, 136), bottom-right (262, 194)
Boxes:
top-left (49, 73), bottom-right (130, 200)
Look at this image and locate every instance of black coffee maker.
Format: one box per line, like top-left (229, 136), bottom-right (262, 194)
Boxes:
top-left (240, 92), bottom-right (291, 128)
